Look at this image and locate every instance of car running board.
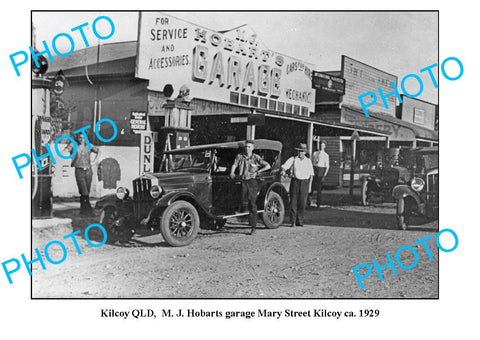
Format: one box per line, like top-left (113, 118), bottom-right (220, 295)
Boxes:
top-left (222, 210), bottom-right (265, 219)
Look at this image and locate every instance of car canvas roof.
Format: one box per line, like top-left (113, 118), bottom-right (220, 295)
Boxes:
top-left (165, 139), bottom-right (282, 154)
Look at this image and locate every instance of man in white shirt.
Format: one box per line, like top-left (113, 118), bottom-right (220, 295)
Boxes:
top-left (311, 140), bottom-right (330, 207)
top-left (281, 143), bottom-right (314, 227)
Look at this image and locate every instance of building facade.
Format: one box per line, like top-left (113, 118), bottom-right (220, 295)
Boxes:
top-left (43, 13), bottom-right (438, 197)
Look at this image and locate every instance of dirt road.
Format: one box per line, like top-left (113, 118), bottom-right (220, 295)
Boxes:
top-left (32, 204), bottom-right (438, 298)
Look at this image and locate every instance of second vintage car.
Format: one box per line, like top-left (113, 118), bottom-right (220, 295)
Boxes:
top-left (392, 147), bottom-right (439, 230)
top-left (361, 147), bottom-right (418, 206)
top-left (95, 139), bottom-right (288, 246)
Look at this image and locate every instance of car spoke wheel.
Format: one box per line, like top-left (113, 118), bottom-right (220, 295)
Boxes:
top-left (262, 191), bottom-right (285, 229)
top-left (161, 201), bottom-right (200, 247)
top-left (100, 207), bottom-right (135, 244)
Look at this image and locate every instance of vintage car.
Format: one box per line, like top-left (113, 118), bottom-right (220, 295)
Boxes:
top-left (361, 147), bottom-right (424, 206)
top-left (361, 164), bottom-right (410, 206)
top-left (95, 139), bottom-right (288, 246)
top-left (392, 147), bottom-right (439, 230)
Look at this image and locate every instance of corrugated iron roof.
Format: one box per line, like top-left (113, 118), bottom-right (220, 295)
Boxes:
top-left (46, 41), bottom-right (137, 76)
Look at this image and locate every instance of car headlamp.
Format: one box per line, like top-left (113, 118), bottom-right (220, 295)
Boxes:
top-left (411, 177), bottom-right (425, 192)
top-left (116, 187), bottom-right (129, 200)
top-left (150, 185), bottom-right (163, 199)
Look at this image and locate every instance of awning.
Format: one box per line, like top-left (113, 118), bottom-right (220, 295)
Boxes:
top-left (341, 105), bottom-right (438, 142)
top-left (258, 109), bottom-right (389, 137)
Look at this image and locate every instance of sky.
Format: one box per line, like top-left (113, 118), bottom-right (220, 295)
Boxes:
top-left (32, 11), bottom-right (439, 104)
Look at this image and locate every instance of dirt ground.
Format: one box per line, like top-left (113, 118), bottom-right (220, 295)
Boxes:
top-left (32, 201), bottom-right (439, 299)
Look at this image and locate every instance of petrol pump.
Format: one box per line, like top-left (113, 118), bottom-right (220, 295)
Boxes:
top-left (156, 85), bottom-right (193, 171)
top-left (32, 55), bottom-right (53, 218)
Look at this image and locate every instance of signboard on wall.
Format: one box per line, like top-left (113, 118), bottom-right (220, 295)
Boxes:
top-left (401, 96), bottom-right (436, 130)
top-left (312, 71), bottom-right (345, 94)
top-left (140, 131), bottom-right (155, 174)
top-left (341, 107), bottom-right (415, 141)
top-left (136, 12), bottom-right (317, 114)
top-left (413, 108), bottom-right (425, 124)
top-left (130, 111), bottom-right (147, 132)
top-left (341, 55), bottom-right (398, 116)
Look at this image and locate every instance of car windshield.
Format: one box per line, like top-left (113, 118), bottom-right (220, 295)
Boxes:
top-left (167, 150), bottom-right (212, 172)
top-left (419, 153), bottom-right (438, 170)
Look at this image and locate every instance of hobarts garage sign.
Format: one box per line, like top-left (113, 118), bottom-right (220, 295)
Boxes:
top-left (136, 13), bottom-right (316, 114)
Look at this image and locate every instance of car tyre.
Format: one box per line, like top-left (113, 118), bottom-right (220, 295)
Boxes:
top-left (160, 200), bottom-right (200, 247)
top-left (396, 198), bottom-right (410, 230)
top-left (361, 179), bottom-right (370, 206)
top-left (262, 191), bottom-right (285, 229)
top-left (100, 207), bottom-right (135, 244)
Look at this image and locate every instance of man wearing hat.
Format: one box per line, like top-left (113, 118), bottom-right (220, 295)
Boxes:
top-left (311, 140), bottom-right (330, 207)
top-left (281, 143), bottom-right (314, 227)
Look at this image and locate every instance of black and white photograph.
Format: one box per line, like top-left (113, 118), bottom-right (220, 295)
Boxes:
top-left (29, 10), bottom-right (439, 299)
top-left (1, 1), bottom-right (478, 338)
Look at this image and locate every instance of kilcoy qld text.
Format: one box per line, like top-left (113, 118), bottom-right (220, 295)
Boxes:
top-left (10, 15), bottom-right (115, 76)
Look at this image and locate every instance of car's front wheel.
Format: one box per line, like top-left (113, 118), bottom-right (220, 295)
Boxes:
top-left (160, 201), bottom-right (200, 247)
top-left (99, 207), bottom-right (135, 244)
top-left (361, 179), bottom-right (370, 206)
top-left (262, 191), bottom-right (285, 229)
top-left (396, 198), bottom-right (410, 230)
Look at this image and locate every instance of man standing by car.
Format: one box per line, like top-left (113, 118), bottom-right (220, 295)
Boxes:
top-left (311, 140), bottom-right (329, 207)
top-left (65, 133), bottom-right (100, 216)
top-left (281, 143), bottom-right (314, 227)
top-left (230, 140), bottom-right (271, 235)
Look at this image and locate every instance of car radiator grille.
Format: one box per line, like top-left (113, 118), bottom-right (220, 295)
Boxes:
top-left (133, 178), bottom-right (155, 219)
top-left (427, 173), bottom-right (439, 203)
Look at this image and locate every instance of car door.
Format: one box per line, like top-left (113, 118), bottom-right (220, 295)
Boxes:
top-left (211, 148), bottom-right (243, 215)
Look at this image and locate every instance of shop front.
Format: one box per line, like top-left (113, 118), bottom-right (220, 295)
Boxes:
top-left (337, 105), bottom-right (438, 186)
top-left (47, 13), bottom-right (418, 197)
top-left (136, 12), bottom-right (320, 173)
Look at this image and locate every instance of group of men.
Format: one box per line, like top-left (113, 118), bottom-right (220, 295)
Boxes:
top-left (231, 139), bottom-right (329, 235)
top-left (68, 135), bottom-right (330, 232)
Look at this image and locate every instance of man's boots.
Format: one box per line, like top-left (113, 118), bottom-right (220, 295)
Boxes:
top-left (79, 195), bottom-right (86, 215)
top-left (79, 195), bottom-right (94, 216)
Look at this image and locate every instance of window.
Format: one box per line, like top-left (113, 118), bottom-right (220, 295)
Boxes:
top-left (260, 98), bottom-right (268, 109)
top-left (293, 105), bottom-right (300, 115)
top-left (230, 92), bottom-right (239, 104)
top-left (413, 108), bottom-right (425, 124)
top-left (240, 94), bottom-right (249, 105)
top-left (250, 96), bottom-right (258, 107)
top-left (269, 100), bottom-right (277, 111)
top-left (286, 103), bottom-right (293, 113)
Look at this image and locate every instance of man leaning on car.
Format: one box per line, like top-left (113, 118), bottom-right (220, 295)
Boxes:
top-left (230, 140), bottom-right (271, 235)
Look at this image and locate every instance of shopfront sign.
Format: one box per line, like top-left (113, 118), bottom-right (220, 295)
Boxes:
top-left (341, 56), bottom-right (398, 117)
top-left (191, 98), bottom-right (249, 116)
top-left (136, 13), bottom-right (316, 114)
top-left (341, 108), bottom-right (415, 141)
top-left (130, 111), bottom-right (147, 132)
top-left (312, 71), bottom-right (345, 94)
top-left (140, 131), bottom-right (155, 174)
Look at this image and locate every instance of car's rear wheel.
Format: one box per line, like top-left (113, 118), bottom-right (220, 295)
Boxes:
top-left (262, 191), bottom-right (285, 229)
top-left (160, 201), bottom-right (200, 247)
